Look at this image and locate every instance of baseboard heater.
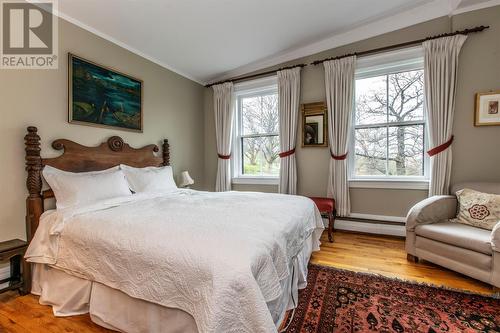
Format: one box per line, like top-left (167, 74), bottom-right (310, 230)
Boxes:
top-left (333, 213), bottom-right (406, 237)
top-left (342, 216), bottom-right (405, 226)
top-left (0, 265), bottom-right (10, 290)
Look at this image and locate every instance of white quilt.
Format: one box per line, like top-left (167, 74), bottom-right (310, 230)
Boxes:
top-left (26, 190), bottom-right (324, 333)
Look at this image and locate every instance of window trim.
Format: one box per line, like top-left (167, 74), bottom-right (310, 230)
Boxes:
top-left (349, 179), bottom-right (429, 190)
top-left (232, 177), bottom-right (280, 185)
top-left (231, 76), bottom-right (280, 184)
top-left (349, 47), bottom-right (429, 183)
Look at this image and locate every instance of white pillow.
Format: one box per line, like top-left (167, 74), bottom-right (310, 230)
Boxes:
top-left (452, 188), bottom-right (500, 230)
top-left (43, 165), bottom-right (132, 209)
top-left (120, 165), bottom-right (178, 194)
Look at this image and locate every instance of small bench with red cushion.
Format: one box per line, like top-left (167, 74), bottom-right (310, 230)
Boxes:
top-left (308, 197), bottom-right (336, 242)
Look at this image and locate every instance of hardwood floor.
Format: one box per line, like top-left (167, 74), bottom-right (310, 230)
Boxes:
top-left (0, 292), bottom-right (110, 333)
top-left (0, 231), bottom-right (494, 332)
top-left (311, 231), bottom-right (494, 295)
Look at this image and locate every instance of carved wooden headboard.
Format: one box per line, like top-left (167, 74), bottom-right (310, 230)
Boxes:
top-left (24, 126), bottom-right (170, 241)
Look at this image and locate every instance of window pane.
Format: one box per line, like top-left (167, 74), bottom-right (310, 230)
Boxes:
top-left (388, 70), bottom-right (424, 123)
top-left (242, 136), bottom-right (280, 176)
top-left (355, 76), bottom-right (387, 125)
top-left (354, 127), bottom-right (387, 176)
top-left (241, 93), bottom-right (279, 135)
top-left (388, 125), bottom-right (425, 176)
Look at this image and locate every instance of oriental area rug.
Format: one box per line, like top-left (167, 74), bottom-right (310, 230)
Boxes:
top-left (283, 264), bottom-right (500, 333)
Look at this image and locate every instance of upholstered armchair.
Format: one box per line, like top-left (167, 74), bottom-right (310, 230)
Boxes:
top-left (406, 182), bottom-right (500, 289)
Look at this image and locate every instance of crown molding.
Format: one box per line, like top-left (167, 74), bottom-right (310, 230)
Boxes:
top-left (452, 0), bottom-right (500, 14)
top-left (209, 0), bottom-right (497, 83)
top-left (52, 9), bottom-right (206, 85)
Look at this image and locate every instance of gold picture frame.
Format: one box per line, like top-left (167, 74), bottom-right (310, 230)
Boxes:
top-left (68, 53), bottom-right (144, 132)
top-left (475, 91), bottom-right (500, 126)
top-left (301, 102), bottom-right (328, 147)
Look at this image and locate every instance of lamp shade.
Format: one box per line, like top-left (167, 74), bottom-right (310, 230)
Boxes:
top-left (179, 171), bottom-right (194, 187)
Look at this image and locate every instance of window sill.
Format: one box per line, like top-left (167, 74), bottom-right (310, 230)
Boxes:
top-left (349, 179), bottom-right (429, 190)
top-left (232, 177), bottom-right (279, 185)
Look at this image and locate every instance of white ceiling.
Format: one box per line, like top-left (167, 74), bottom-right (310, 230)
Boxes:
top-left (56, 0), bottom-right (499, 84)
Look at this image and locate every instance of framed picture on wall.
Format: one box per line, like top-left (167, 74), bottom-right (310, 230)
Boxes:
top-left (68, 53), bottom-right (143, 132)
top-left (475, 91), bottom-right (500, 126)
top-left (301, 102), bottom-right (328, 147)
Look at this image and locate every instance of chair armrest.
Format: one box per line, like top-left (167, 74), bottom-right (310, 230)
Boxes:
top-left (491, 222), bottom-right (500, 252)
top-left (406, 195), bottom-right (457, 231)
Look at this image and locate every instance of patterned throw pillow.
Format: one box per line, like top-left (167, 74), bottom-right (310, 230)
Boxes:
top-left (452, 188), bottom-right (500, 230)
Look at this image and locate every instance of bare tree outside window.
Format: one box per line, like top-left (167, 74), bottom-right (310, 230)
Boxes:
top-left (354, 69), bottom-right (425, 177)
top-left (239, 93), bottom-right (280, 176)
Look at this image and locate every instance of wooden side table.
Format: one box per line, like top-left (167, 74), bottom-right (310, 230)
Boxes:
top-left (308, 197), bottom-right (336, 242)
top-left (0, 239), bottom-right (29, 295)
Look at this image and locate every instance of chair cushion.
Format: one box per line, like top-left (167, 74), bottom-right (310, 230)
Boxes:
top-left (415, 221), bottom-right (492, 255)
top-left (415, 237), bottom-right (492, 273)
top-left (308, 197), bottom-right (335, 213)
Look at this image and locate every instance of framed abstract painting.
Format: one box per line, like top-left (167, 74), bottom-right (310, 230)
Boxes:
top-left (68, 53), bottom-right (143, 132)
top-left (475, 91), bottom-right (500, 126)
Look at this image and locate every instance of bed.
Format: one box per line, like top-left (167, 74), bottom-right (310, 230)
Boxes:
top-left (23, 126), bottom-right (324, 333)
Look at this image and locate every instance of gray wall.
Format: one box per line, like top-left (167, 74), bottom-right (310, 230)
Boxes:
top-left (452, 6), bottom-right (500, 184)
top-left (204, 6), bottom-right (500, 218)
top-left (0, 17), bottom-right (205, 242)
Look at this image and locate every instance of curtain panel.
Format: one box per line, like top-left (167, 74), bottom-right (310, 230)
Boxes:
top-left (324, 56), bottom-right (356, 217)
top-left (277, 67), bottom-right (301, 195)
top-left (423, 35), bottom-right (467, 196)
top-left (213, 82), bottom-right (234, 192)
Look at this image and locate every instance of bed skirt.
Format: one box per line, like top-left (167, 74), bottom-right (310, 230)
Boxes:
top-left (30, 235), bottom-right (314, 333)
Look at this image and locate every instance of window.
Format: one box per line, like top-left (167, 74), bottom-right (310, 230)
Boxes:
top-left (350, 48), bottom-right (428, 184)
top-left (232, 77), bottom-right (280, 184)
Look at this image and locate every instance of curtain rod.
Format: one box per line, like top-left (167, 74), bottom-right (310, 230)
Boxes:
top-left (205, 25), bottom-right (488, 88)
top-left (205, 64), bottom-right (306, 88)
top-left (311, 25), bottom-right (489, 65)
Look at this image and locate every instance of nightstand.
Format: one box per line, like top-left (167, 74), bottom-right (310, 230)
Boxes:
top-left (0, 239), bottom-right (29, 295)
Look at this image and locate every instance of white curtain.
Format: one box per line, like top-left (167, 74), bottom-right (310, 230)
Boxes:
top-left (213, 82), bottom-right (234, 192)
top-left (324, 56), bottom-right (356, 217)
top-left (277, 67), bottom-right (301, 195)
top-left (423, 35), bottom-right (467, 196)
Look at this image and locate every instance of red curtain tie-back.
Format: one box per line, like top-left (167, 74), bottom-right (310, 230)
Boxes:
top-left (331, 151), bottom-right (348, 160)
top-left (427, 136), bottom-right (454, 157)
top-left (279, 148), bottom-right (296, 158)
top-left (217, 153), bottom-right (231, 160)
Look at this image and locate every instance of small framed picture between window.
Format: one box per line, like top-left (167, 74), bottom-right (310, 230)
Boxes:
top-left (475, 91), bottom-right (500, 126)
top-left (301, 102), bottom-right (328, 147)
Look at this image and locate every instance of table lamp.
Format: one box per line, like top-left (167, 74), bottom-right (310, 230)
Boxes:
top-left (179, 171), bottom-right (194, 188)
